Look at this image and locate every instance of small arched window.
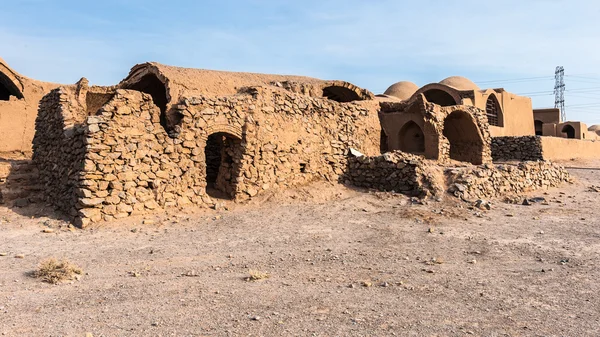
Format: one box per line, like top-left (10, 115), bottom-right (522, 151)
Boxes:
top-left (485, 94), bottom-right (503, 127)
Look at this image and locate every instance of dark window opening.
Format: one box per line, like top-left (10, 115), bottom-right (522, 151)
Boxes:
top-left (562, 125), bottom-right (576, 139)
top-left (300, 163), bottom-right (307, 173)
top-left (0, 72), bottom-right (23, 101)
top-left (443, 111), bottom-right (484, 165)
top-left (423, 89), bottom-right (457, 107)
top-left (323, 86), bottom-right (362, 102)
top-left (205, 132), bottom-right (243, 199)
top-left (485, 94), bottom-right (503, 127)
top-left (534, 120), bottom-right (543, 136)
top-left (398, 121), bottom-right (425, 154)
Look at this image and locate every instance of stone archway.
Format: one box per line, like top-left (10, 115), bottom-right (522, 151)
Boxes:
top-left (443, 110), bottom-right (484, 164)
top-left (562, 124), bottom-right (576, 139)
top-left (204, 131), bottom-right (243, 199)
top-left (398, 121), bottom-right (425, 154)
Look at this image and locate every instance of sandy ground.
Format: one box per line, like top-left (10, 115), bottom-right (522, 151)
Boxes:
top-left (1, 161), bottom-right (600, 336)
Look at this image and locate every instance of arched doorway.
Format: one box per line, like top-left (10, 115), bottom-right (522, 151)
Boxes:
top-left (485, 94), bottom-right (503, 127)
top-left (423, 89), bottom-right (457, 106)
top-left (534, 120), bottom-right (543, 136)
top-left (562, 124), bottom-right (576, 139)
top-left (443, 111), bottom-right (484, 164)
top-left (205, 132), bottom-right (243, 199)
top-left (398, 121), bottom-right (425, 154)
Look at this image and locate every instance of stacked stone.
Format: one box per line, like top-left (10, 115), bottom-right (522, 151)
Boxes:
top-left (174, 87), bottom-right (380, 201)
top-left (447, 161), bottom-right (569, 200)
top-left (34, 84), bottom-right (381, 226)
top-left (32, 88), bottom-right (88, 218)
top-left (345, 151), bottom-right (429, 196)
top-left (76, 90), bottom-right (176, 226)
top-left (491, 136), bottom-right (543, 162)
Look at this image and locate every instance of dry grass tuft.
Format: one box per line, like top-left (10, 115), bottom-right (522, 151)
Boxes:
top-left (245, 269), bottom-right (270, 281)
top-left (35, 258), bottom-right (83, 284)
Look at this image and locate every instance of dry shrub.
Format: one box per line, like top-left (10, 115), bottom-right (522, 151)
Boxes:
top-left (245, 269), bottom-right (270, 281)
top-left (35, 258), bottom-right (82, 284)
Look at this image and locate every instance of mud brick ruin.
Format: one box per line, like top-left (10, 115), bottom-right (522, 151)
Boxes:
top-left (0, 57), bottom-right (591, 226)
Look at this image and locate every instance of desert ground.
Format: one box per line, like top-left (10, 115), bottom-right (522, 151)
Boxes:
top-left (1, 160), bottom-right (600, 336)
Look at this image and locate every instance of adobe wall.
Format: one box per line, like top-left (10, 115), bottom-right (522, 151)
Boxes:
top-left (487, 94), bottom-right (534, 137)
top-left (491, 136), bottom-right (543, 161)
top-left (539, 136), bottom-right (600, 161)
top-left (33, 86), bottom-right (381, 226)
top-left (0, 59), bottom-right (60, 156)
top-left (534, 108), bottom-right (561, 125)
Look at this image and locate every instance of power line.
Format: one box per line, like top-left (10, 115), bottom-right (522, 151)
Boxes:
top-left (475, 76), bottom-right (554, 84)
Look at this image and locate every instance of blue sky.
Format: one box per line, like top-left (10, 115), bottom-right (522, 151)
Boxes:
top-left (2, 0), bottom-right (600, 123)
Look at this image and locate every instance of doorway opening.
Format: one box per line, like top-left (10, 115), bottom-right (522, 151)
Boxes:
top-left (205, 132), bottom-right (243, 199)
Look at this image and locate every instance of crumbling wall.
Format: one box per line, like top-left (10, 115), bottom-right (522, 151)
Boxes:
top-left (491, 136), bottom-right (543, 161)
top-left (173, 87), bottom-right (381, 200)
top-left (32, 88), bottom-right (88, 218)
top-left (34, 85), bottom-right (381, 226)
top-left (447, 161), bottom-right (569, 200)
top-left (344, 151), bottom-right (444, 197)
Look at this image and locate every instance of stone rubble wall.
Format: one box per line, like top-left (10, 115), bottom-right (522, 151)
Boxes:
top-left (33, 86), bottom-right (381, 226)
top-left (344, 151), bottom-right (568, 201)
top-left (446, 161), bottom-right (569, 200)
top-left (344, 151), bottom-right (444, 197)
top-left (172, 87), bottom-right (381, 201)
top-left (32, 88), bottom-right (88, 218)
top-left (491, 136), bottom-right (543, 162)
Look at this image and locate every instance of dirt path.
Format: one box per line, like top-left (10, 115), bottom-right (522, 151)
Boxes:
top-left (1, 163), bottom-right (600, 336)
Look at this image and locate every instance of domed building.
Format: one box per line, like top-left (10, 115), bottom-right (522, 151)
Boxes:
top-left (383, 81), bottom-right (419, 101)
top-left (439, 76), bottom-right (480, 91)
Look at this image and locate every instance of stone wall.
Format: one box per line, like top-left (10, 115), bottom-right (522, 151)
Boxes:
top-left (33, 86), bottom-right (381, 226)
top-left (171, 87), bottom-right (381, 201)
top-left (344, 151), bottom-right (443, 197)
top-left (32, 88), bottom-right (88, 218)
top-left (344, 152), bottom-right (568, 201)
top-left (491, 136), bottom-right (543, 161)
top-left (447, 161), bottom-right (569, 200)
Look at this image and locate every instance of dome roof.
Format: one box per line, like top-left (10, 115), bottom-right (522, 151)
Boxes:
top-left (383, 81), bottom-right (419, 100)
top-left (439, 76), bottom-right (480, 91)
top-left (588, 125), bottom-right (600, 132)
